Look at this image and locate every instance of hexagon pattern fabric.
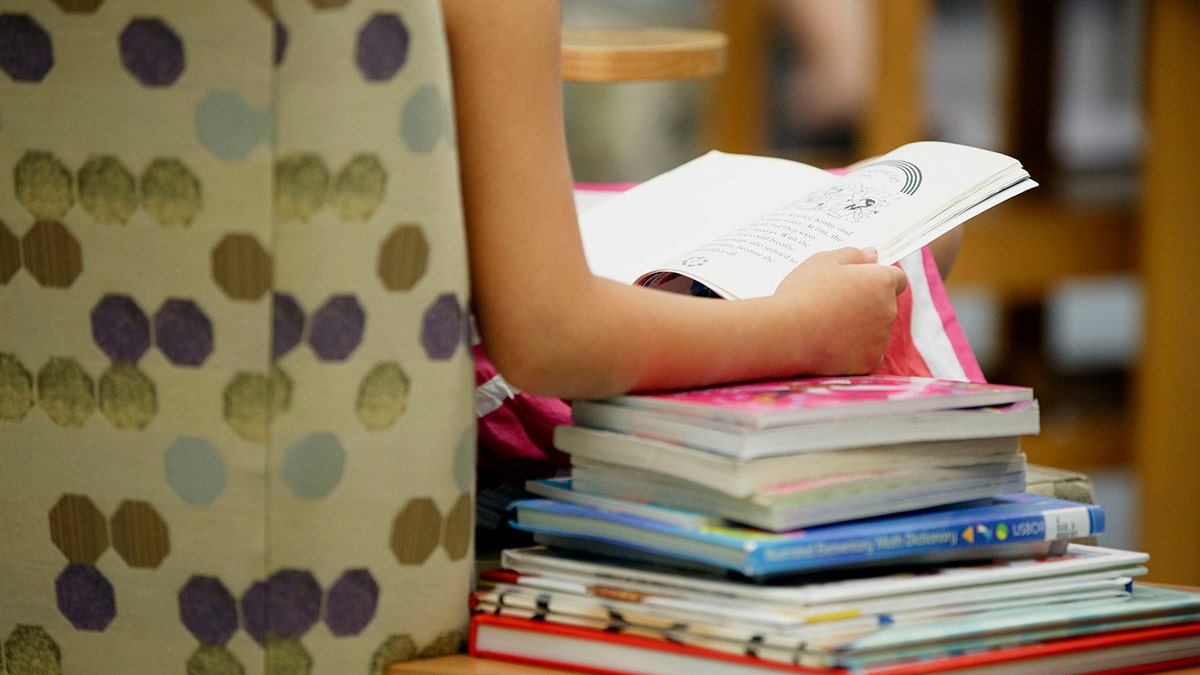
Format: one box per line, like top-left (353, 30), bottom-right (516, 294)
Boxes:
top-left (0, 2), bottom-right (474, 673)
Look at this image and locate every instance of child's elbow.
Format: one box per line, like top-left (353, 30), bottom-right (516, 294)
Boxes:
top-left (481, 319), bottom-right (622, 400)
top-left (480, 325), bottom-right (570, 397)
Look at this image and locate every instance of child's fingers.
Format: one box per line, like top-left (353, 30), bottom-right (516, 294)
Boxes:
top-left (885, 264), bottom-right (908, 294)
top-left (823, 246), bottom-right (878, 265)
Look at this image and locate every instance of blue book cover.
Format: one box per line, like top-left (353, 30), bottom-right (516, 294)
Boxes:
top-left (510, 493), bottom-right (1104, 577)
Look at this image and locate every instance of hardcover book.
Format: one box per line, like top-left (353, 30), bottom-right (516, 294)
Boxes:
top-left (469, 609), bottom-right (1200, 675)
top-left (509, 493), bottom-right (1104, 578)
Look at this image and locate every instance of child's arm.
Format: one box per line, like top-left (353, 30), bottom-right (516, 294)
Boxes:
top-left (442, 0), bottom-right (907, 400)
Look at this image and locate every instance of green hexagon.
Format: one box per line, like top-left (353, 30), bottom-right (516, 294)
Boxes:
top-left (265, 636), bottom-right (311, 675)
top-left (275, 154), bottom-right (328, 222)
top-left (369, 634), bottom-right (417, 675)
top-left (141, 158), bottom-right (202, 227)
top-left (98, 363), bottom-right (157, 431)
top-left (186, 644), bottom-right (244, 675)
top-left (36, 358), bottom-right (95, 428)
top-left (333, 154), bottom-right (386, 222)
top-left (222, 367), bottom-right (291, 443)
top-left (78, 155), bottom-right (137, 225)
top-left (3, 625), bottom-right (62, 675)
top-left (355, 362), bottom-right (409, 430)
top-left (419, 630), bottom-right (465, 659)
top-left (0, 353), bottom-right (35, 422)
top-left (14, 151), bottom-right (74, 221)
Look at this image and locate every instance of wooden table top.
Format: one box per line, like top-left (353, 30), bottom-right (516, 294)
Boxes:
top-left (561, 27), bottom-right (727, 82)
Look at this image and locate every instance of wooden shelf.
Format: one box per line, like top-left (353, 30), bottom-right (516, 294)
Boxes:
top-left (946, 198), bottom-right (1135, 303)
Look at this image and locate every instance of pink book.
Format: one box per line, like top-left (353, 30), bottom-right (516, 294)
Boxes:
top-left (602, 374), bottom-right (1033, 430)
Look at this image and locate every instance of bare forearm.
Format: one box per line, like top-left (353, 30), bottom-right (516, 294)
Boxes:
top-left (442, 0), bottom-right (903, 400)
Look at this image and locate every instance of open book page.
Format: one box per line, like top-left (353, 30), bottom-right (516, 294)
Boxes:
top-left (578, 152), bottom-right (833, 287)
top-left (581, 142), bottom-right (1034, 300)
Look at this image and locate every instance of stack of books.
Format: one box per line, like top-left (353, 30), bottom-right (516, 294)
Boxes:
top-left (468, 375), bottom-right (1200, 674)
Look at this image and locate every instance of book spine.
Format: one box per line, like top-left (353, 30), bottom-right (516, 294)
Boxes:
top-left (748, 505), bottom-right (1103, 576)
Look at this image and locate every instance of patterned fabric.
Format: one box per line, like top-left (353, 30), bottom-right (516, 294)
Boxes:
top-left (0, 2), bottom-right (474, 673)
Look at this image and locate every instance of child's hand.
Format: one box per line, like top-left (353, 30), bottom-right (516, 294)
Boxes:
top-left (774, 247), bottom-right (908, 375)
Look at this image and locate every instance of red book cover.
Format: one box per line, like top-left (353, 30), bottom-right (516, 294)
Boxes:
top-left (469, 613), bottom-right (1200, 675)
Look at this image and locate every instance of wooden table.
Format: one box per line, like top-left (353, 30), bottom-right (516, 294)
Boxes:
top-left (561, 27), bottom-right (727, 82)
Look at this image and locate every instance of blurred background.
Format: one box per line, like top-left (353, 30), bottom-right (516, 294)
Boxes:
top-left (560, 0), bottom-right (1199, 583)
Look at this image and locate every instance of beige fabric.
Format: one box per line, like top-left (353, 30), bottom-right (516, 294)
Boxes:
top-left (0, 1), bottom-right (474, 672)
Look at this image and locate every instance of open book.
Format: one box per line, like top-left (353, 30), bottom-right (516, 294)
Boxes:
top-left (579, 141), bottom-right (1035, 300)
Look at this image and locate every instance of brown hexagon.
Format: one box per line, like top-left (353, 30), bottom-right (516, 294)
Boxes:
top-left (22, 221), bottom-right (82, 288)
top-left (0, 353), bottom-right (34, 422)
top-left (376, 224), bottom-right (428, 292)
top-left (212, 233), bottom-right (273, 301)
top-left (110, 500), bottom-right (170, 569)
top-left (0, 220), bottom-right (20, 283)
top-left (51, 0), bottom-right (107, 12)
top-left (442, 493), bottom-right (472, 561)
top-left (49, 494), bottom-right (109, 565)
top-left (389, 497), bottom-right (441, 565)
top-left (247, 0), bottom-right (274, 16)
top-left (36, 357), bottom-right (95, 427)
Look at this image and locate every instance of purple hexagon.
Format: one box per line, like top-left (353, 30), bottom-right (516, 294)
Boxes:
top-left (355, 13), bottom-right (408, 82)
top-left (119, 17), bottom-right (184, 87)
top-left (240, 569), bottom-right (322, 646)
top-left (55, 563), bottom-right (116, 632)
top-left (154, 298), bottom-right (213, 367)
top-left (421, 293), bottom-right (465, 361)
top-left (274, 20), bottom-right (288, 66)
top-left (179, 576), bottom-right (238, 646)
top-left (272, 292), bottom-right (305, 360)
top-left (0, 14), bottom-right (54, 82)
top-left (308, 295), bottom-right (364, 362)
top-left (91, 294), bottom-right (150, 363)
top-left (324, 568), bottom-right (378, 637)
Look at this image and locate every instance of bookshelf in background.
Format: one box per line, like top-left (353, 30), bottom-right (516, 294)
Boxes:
top-left (706, 0), bottom-right (1199, 585)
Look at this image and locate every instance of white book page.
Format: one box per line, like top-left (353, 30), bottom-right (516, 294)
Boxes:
top-left (639, 142), bottom-right (1028, 299)
top-left (578, 151), bottom-right (834, 286)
